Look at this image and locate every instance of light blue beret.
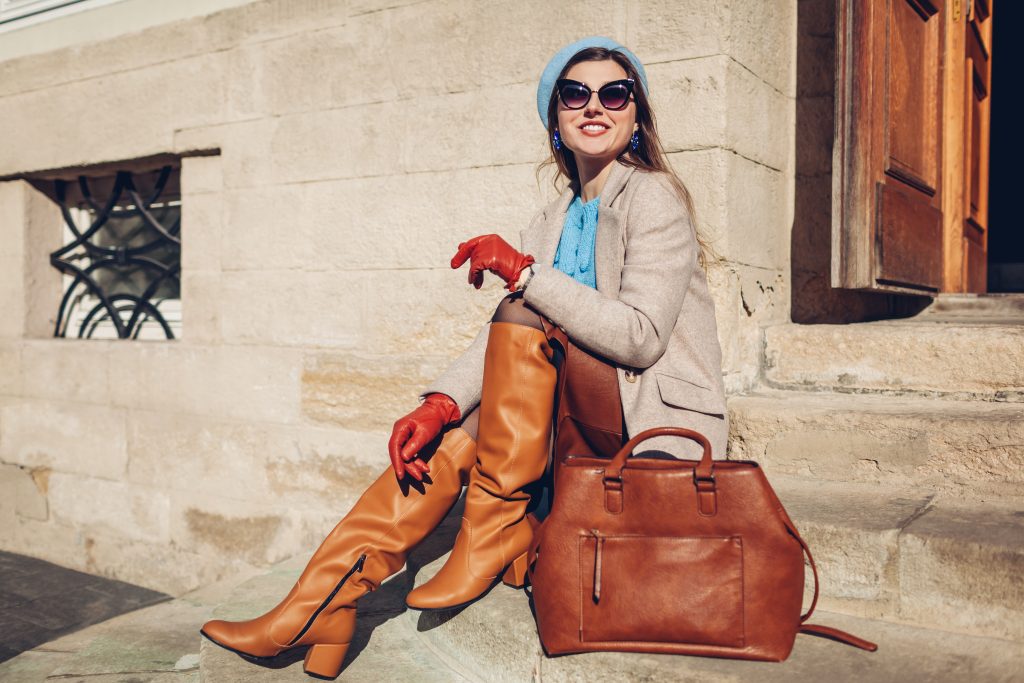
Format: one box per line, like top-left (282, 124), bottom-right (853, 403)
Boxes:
top-left (536, 36), bottom-right (649, 130)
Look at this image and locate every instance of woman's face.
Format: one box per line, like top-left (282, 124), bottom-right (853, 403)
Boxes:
top-left (555, 59), bottom-right (638, 165)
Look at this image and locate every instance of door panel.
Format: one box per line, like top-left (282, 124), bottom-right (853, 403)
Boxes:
top-left (961, 0), bottom-right (992, 290)
top-left (833, 0), bottom-right (946, 294)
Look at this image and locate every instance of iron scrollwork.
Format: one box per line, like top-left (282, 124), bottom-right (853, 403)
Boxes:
top-left (50, 165), bottom-right (181, 339)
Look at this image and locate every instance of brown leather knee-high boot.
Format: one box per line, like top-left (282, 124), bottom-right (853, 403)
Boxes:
top-left (200, 426), bottom-right (476, 679)
top-left (405, 322), bottom-right (556, 611)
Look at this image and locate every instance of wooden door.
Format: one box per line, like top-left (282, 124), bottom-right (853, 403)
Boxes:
top-left (833, 0), bottom-right (947, 295)
top-left (944, 0), bottom-right (993, 291)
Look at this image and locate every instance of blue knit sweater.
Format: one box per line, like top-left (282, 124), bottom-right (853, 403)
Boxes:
top-left (553, 193), bottom-right (601, 289)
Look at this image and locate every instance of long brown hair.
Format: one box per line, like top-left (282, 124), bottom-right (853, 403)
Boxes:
top-left (536, 47), bottom-right (721, 271)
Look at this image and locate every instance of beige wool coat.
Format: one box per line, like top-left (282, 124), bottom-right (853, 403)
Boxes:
top-left (419, 157), bottom-right (729, 461)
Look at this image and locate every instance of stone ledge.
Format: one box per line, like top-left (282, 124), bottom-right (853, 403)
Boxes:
top-left (197, 480), bottom-right (1023, 680)
top-left (728, 388), bottom-right (1024, 498)
top-left (763, 321), bottom-right (1024, 399)
top-left (403, 487), bottom-right (1022, 681)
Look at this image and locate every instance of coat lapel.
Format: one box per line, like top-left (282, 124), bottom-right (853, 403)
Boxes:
top-left (520, 158), bottom-right (637, 296)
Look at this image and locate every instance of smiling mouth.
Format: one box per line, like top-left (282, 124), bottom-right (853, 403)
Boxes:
top-left (579, 124), bottom-right (609, 135)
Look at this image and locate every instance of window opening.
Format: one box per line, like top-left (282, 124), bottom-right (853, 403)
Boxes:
top-left (49, 165), bottom-right (181, 339)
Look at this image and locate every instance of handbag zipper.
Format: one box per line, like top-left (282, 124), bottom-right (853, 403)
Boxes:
top-left (287, 552), bottom-right (367, 646)
top-left (590, 529), bottom-right (604, 603)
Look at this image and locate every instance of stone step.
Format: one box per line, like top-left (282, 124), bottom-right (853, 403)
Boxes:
top-left (406, 513), bottom-right (1022, 682)
top-left (768, 476), bottom-right (1023, 641)
top-left (762, 320), bottom-right (1024, 400)
top-left (407, 482), bottom-right (1023, 641)
top-left (727, 387), bottom-right (1024, 498)
top-left (194, 483), bottom-right (1022, 682)
top-left (198, 546), bottom-right (473, 682)
top-left (913, 292), bottom-right (1024, 322)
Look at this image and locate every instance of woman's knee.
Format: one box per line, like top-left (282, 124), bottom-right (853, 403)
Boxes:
top-left (490, 292), bottom-right (545, 331)
top-left (457, 404), bottom-right (480, 441)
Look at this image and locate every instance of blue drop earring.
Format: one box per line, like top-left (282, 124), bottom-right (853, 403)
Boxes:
top-left (630, 130), bottom-right (640, 152)
top-left (553, 129), bottom-right (562, 151)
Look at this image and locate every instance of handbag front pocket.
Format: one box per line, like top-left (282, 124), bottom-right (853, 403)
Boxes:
top-left (578, 533), bottom-right (745, 648)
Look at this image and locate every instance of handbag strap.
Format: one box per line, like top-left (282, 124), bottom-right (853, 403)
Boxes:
top-left (784, 514), bottom-right (879, 651)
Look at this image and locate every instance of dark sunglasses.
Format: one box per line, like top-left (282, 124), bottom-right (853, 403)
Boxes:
top-left (556, 78), bottom-right (635, 111)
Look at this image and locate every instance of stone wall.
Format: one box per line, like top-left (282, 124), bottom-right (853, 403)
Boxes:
top-left (0, 0), bottom-right (796, 594)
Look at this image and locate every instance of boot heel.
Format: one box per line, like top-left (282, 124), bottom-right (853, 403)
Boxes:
top-left (501, 551), bottom-right (529, 588)
top-left (303, 642), bottom-right (350, 678)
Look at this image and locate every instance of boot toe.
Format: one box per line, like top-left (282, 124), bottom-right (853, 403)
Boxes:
top-left (200, 618), bottom-right (280, 658)
top-left (405, 574), bottom-right (493, 611)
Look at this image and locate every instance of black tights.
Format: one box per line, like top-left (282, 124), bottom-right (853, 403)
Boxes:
top-left (455, 291), bottom-right (546, 442)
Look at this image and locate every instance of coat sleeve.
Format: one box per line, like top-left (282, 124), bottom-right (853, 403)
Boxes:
top-left (417, 319), bottom-right (491, 419)
top-left (521, 172), bottom-right (698, 369)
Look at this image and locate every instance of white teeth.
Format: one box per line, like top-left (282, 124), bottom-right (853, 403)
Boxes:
top-left (582, 125), bottom-right (606, 131)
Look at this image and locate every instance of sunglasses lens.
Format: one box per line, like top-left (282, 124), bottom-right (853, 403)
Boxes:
top-left (559, 84), bottom-right (590, 109)
top-left (599, 84), bottom-right (630, 109)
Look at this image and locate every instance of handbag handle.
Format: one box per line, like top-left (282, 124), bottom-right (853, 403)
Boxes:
top-left (604, 426), bottom-right (714, 482)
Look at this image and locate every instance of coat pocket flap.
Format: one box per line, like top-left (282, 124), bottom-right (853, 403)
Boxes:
top-left (654, 371), bottom-right (727, 417)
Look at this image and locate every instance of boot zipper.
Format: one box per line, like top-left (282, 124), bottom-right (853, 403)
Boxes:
top-left (287, 553), bottom-right (367, 646)
top-left (591, 529), bottom-right (604, 603)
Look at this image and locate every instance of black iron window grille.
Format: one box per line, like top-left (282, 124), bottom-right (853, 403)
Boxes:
top-left (50, 165), bottom-right (181, 339)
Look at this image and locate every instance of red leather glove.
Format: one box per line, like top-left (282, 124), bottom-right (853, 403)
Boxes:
top-left (450, 234), bottom-right (536, 292)
top-left (388, 392), bottom-right (461, 481)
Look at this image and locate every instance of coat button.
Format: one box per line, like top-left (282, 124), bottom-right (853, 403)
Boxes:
top-left (624, 369), bottom-right (637, 383)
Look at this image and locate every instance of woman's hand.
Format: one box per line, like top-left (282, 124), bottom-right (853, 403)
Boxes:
top-left (450, 234), bottom-right (536, 292)
top-left (388, 393), bottom-right (461, 481)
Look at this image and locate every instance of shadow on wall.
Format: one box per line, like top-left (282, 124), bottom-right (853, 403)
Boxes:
top-left (790, 0), bottom-right (932, 324)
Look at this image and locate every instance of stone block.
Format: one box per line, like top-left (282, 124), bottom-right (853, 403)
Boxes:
top-left (266, 102), bottom-right (404, 183)
top-left (168, 492), bottom-right (299, 569)
top-left (0, 398), bottom-right (127, 479)
top-left (69, 527), bottom-right (234, 596)
top-left (240, 164), bottom-right (544, 274)
top-left (0, 52), bottom-right (227, 176)
top-left (19, 338), bottom-right (111, 403)
top-left (267, 425), bottom-right (390, 509)
top-left (218, 269), bottom-right (364, 348)
top-left (724, 151), bottom-right (788, 271)
top-left (653, 56), bottom-right (791, 174)
top-left (395, 85), bottom-right (539, 174)
top-left (22, 186), bottom-right (64, 340)
top-left (181, 155), bottom-right (224, 196)
top-left (125, 410), bottom-right (284, 499)
top-left (251, 21), bottom-right (400, 117)
top-left (764, 321), bottom-right (1024, 397)
top-left (48, 472), bottom-right (170, 544)
top-left (0, 515), bottom-right (85, 572)
top-left (107, 343), bottom-right (302, 423)
top-left (383, 0), bottom-right (623, 99)
top-left (181, 192), bottom-right (223, 272)
top-left (0, 180), bottom-right (27, 254)
top-left (727, 0), bottom-right (797, 98)
top-left (300, 348), bottom-right (455, 432)
top-left (0, 255), bottom-right (25, 339)
top-left (627, 0), bottom-right (727, 65)
top-left (0, 343), bottom-right (22, 396)
top-left (899, 503), bottom-right (1024, 641)
top-left (180, 270), bottom-right (222, 344)
top-left (363, 268), bottom-right (500, 357)
top-left (665, 147), bottom-right (728, 241)
top-left (775, 478), bottom-right (930, 616)
top-left (0, 462), bottom-right (48, 523)
top-left (220, 184), bottom-right (315, 270)
top-left (729, 389), bottom-right (1024, 498)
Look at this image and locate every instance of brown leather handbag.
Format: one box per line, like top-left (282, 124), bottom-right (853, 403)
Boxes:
top-left (526, 426), bottom-right (878, 661)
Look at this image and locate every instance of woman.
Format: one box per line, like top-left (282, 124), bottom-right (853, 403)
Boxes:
top-left (200, 36), bottom-right (728, 679)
